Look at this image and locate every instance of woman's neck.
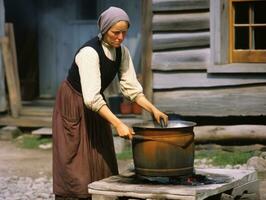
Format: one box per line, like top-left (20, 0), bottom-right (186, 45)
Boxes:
top-left (102, 38), bottom-right (114, 49)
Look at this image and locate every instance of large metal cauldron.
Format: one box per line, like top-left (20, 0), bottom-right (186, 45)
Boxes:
top-left (132, 120), bottom-right (196, 177)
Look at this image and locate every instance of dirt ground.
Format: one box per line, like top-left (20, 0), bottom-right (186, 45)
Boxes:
top-left (0, 140), bottom-right (266, 199)
top-left (0, 140), bottom-right (131, 178)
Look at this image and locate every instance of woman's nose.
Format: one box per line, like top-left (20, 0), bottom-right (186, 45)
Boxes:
top-left (117, 32), bottom-right (125, 40)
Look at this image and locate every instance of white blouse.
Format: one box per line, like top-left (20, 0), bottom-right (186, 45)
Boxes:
top-left (75, 40), bottom-right (144, 112)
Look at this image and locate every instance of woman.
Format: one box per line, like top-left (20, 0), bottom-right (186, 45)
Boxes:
top-left (53, 6), bottom-right (168, 200)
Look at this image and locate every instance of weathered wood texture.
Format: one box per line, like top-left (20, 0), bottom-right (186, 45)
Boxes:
top-left (208, 63), bottom-right (266, 73)
top-left (38, 0), bottom-right (142, 98)
top-left (20, 106), bottom-right (53, 117)
top-left (152, 48), bottom-right (210, 70)
top-left (210, 0), bottom-right (229, 65)
top-left (148, 0), bottom-right (266, 118)
top-left (0, 0), bottom-right (7, 112)
top-left (194, 125), bottom-right (266, 144)
top-left (153, 12), bottom-right (209, 31)
top-left (153, 0), bottom-right (209, 11)
top-left (0, 115), bottom-right (51, 127)
top-left (89, 169), bottom-right (258, 200)
top-left (141, 0), bottom-right (153, 121)
top-left (153, 85), bottom-right (266, 116)
top-left (153, 32), bottom-right (209, 51)
top-left (1, 24), bottom-right (22, 117)
top-left (153, 72), bottom-right (266, 89)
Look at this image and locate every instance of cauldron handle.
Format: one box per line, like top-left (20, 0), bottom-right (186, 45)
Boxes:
top-left (133, 135), bottom-right (193, 149)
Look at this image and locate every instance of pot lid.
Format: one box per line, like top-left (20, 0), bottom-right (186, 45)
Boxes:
top-left (132, 120), bottom-right (196, 129)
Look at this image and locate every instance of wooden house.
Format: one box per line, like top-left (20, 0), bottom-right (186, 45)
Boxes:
top-left (0, 0), bottom-right (141, 127)
top-left (142, 0), bottom-right (266, 124)
top-left (0, 0), bottom-right (266, 127)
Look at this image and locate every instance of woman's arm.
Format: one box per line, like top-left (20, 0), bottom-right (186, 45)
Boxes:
top-left (98, 105), bottom-right (134, 139)
top-left (119, 45), bottom-right (168, 125)
top-left (135, 95), bottom-right (168, 126)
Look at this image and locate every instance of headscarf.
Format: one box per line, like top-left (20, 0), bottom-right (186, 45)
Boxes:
top-left (97, 6), bottom-right (130, 36)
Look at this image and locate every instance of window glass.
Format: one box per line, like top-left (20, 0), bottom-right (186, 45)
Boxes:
top-left (235, 27), bottom-right (249, 49)
top-left (253, 1), bottom-right (266, 24)
top-left (234, 2), bottom-right (249, 24)
top-left (254, 27), bottom-right (266, 49)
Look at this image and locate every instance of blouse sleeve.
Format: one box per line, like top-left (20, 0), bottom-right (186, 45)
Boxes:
top-left (75, 47), bottom-right (106, 112)
top-left (119, 45), bottom-right (144, 101)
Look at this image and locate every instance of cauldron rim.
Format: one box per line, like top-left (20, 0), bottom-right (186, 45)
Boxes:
top-left (132, 120), bottom-right (196, 130)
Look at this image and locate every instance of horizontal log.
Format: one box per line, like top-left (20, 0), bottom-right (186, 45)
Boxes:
top-left (153, 32), bottom-right (210, 50)
top-left (153, 85), bottom-right (266, 116)
top-left (208, 63), bottom-right (266, 73)
top-left (153, 12), bottom-right (209, 31)
top-left (153, 0), bottom-right (210, 11)
top-left (152, 63), bottom-right (207, 71)
top-left (153, 72), bottom-right (266, 89)
top-left (194, 125), bottom-right (266, 144)
top-left (152, 48), bottom-right (210, 70)
top-left (0, 115), bottom-right (52, 127)
top-left (20, 106), bottom-right (53, 117)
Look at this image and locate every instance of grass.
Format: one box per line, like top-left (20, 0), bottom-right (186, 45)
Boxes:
top-left (116, 147), bottom-right (133, 160)
top-left (14, 134), bottom-right (52, 149)
top-left (116, 147), bottom-right (260, 166)
top-left (195, 149), bottom-right (260, 166)
top-left (13, 134), bottom-right (259, 167)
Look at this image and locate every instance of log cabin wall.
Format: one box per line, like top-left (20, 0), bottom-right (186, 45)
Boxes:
top-left (150, 0), bottom-right (266, 118)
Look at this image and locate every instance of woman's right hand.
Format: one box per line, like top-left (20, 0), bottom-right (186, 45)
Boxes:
top-left (115, 122), bottom-right (134, 140)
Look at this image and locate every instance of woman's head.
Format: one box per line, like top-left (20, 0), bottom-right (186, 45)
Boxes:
top-left (98, 6), bottom-right (130, 47)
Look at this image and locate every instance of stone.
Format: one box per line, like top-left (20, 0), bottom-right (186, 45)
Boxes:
top-left (0, 126), bottom-right (22, 140)
top-left (247, 156), bottom-right (266, 171)
top-left (39, 143), bottom-right (52, 150)
top-left (260, 152), bottom-right (266, 159)
top-left (221, 193), bottom-right (234, 200)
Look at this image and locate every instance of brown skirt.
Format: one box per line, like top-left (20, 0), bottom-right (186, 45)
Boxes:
top-left (52, 80), bottom-right (118, 198)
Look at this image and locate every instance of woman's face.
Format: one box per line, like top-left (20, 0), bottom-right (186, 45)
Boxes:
top-left (103, 21), bottom-right (128, 48)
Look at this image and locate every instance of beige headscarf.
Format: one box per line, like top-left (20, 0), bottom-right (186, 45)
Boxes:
top-left (97, 6), bottom-right (130, 36)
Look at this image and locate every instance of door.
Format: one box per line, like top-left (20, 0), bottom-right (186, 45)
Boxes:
top-left (38, 0), bottom-right (98, 98)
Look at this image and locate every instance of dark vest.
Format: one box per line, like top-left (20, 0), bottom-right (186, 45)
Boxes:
top-left (67, 36), bottom-right (121, 95)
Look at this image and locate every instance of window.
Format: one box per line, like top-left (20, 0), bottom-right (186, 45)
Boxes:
top-left (209, 0), bottom-right (266, 73)
top-left (229, 0), bottom-right (266, 63)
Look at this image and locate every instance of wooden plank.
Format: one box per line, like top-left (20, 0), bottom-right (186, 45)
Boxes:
top-left (153, 85), bottom-right (266, 116)
top-left (153, 12), bottom-right (209, 31)
top-left (89, 169), bottom-right (257, 200)
top-left (153, 72), bottom-right (266, 89)
top-left (208, 63), bottom-right (266, 73)
top-left (141, 0), bottom-right (153, 120)
top-left (152, 0), bottom-right (210, 11)
top-left (20, 106), bottom-right (53, 117)
top-left (232, 50), bottom-right (266, 63)
top-left (1, 34), bottom-right (21, 117)
top-left (32, 127), bottom-right (52, 135)
top-left (5, 24), bottom-right (20, 95)
top-left (153, 32), bottom-right (210, 51)
top-left (152, 48), bottom-right (210, 70)
top-left (0, 115), bottom-right (52, 127)
top-left (210, 0), bottom-right (230, 65)
top-left (152, 63), bottom-right (207, 71)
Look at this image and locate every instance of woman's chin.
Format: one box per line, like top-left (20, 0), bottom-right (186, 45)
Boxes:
top-left (112, 44), bottom-right (121, 48)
